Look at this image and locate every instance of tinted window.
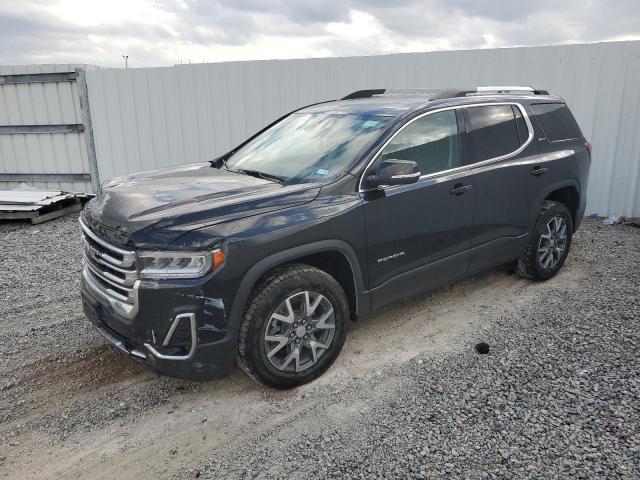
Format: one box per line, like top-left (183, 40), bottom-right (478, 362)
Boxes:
top-left (467, 105), bottom-right (520, 162)
top-left (512, 105), bottom-right (529, 145)
top-left (379, 110), bottom-right (459, 176)
top-left (531, 103), bottom-right (583, 141)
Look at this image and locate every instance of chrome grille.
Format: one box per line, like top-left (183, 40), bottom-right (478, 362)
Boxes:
top-left (80, 218), bottom-right (139, 318)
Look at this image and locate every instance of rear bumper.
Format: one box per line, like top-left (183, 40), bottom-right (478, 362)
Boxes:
top-left (81, 269), bottom-right (236, 380)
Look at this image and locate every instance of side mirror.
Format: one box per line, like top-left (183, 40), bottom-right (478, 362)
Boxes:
top-left (365, 159), bottom-right (421, 188)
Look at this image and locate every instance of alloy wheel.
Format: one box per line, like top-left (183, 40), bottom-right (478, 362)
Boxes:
top-left (538, 215), bottom-right (568, 269)
top-left (263, 291), bottom-right (336, 373)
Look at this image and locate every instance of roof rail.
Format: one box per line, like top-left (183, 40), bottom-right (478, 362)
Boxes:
top-left (341, 86), bottom-right (549, 101)
top-left (341, 89), bottom-right (385, 100)
top-left (433, 86), bottom-right (550, 98)
top-left (476, 86), bottom-right (549, 95)
top-left (430, 89), bottom-right (476, 99)
top-left (477, 86), bottom-right (535, 93)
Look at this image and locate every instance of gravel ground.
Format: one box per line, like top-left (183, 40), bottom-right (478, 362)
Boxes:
top-left (0, 215), bottom-right (638, 479)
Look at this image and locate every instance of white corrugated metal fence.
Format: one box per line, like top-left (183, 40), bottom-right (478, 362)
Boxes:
top-left (85, 41), bottom-right (640, 217)
top-left (2, 42), bottom-right (639, 216)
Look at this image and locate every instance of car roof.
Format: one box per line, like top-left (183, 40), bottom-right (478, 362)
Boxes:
top-left (297, 95), bottom-right (433, 117)
top-left (297, 88), bottom-right (564, 118)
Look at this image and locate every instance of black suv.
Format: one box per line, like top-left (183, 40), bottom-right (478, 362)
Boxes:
top-left (80, 86), bottom-right (591, 388)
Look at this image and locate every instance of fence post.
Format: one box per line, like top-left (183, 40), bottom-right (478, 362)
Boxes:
top-left (76, 68), bottom-right (100, 193)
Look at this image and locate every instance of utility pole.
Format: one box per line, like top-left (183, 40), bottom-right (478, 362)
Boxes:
top-left (122, 55), bottom-right (129, 68)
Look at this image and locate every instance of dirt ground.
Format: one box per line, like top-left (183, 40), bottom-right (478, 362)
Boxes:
top-left (0, 216), bottom-right (637, 479)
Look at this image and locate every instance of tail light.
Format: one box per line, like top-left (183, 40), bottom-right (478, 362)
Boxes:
top-left (585, 142), bottom-right (592, 156)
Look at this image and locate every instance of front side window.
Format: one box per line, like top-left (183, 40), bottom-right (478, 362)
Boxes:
top-left (225, 113), bottom-right (389, 183)
top-left (467, 105), bottom-right (520, 162)
top-left (378, 110), bottom-right (459, 176)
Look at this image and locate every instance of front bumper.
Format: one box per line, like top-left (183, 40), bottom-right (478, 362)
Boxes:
top-left (81, 268), bottom-right (236, 380)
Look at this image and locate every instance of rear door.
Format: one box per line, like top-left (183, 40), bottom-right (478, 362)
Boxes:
top-left (464, 103), bottom-right (553, 273)
top-left (361, 108), bottom-right (475, 310)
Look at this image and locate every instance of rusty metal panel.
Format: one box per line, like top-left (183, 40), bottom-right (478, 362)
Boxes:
top-left (0, 188), bottom-right (91, 223)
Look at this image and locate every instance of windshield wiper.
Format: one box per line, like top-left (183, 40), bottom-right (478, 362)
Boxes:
top-left (211, 157), bottom-right (285, 184)
top-left (235, 169), bottom-right (286, 184)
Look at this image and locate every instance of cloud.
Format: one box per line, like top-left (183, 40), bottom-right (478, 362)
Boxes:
top-left (0, 0), bottom-right (638, 68)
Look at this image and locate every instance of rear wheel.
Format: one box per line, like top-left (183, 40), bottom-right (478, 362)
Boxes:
top-left (517, 200), bottom-right (573, 281)
top-left (237, 264), bottom-right (349, 389)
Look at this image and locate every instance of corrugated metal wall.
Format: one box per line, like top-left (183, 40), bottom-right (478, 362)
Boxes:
top-left (55, 42), bottom-right (640, 216)
top-left (0, 64), bottom-right (94, 192)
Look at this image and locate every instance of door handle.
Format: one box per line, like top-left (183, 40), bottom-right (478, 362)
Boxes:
top-left (530, 166), bottom-right (549, 176)
top-left (449, 183), bottom-right (471, 195)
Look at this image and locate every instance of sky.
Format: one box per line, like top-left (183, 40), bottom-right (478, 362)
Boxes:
top-left (1, 0), bottom-right (639, 68)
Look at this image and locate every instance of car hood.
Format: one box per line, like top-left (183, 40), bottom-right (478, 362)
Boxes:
top-left (82, 162), bottom-right (321, 248)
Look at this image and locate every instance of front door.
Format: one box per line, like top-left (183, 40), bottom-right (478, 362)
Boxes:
top-left (361, 109), bottom-right (475, 310)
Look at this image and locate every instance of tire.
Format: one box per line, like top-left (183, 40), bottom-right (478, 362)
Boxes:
top-left (517, 200), bottom-right (573, 281)
top-left (237, 264), bottom-right (349, 389)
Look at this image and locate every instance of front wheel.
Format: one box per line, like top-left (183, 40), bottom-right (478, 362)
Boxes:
top-left (237, 264), bottom-right (349, 389)
top-left (517, 200), bottom-right (573, 281)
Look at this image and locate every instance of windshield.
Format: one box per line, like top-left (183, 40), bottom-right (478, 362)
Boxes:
top-left (224, 113), bottom-right (389, 183)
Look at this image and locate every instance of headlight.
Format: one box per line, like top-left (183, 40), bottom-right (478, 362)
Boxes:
top-left (137, 248), bottom-right (225, 279)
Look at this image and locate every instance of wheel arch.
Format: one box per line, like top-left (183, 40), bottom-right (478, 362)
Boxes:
top-left (529, 180), bottom-right (580, 233)
top-left (545, 185), bottom-right (580, 231)
top-left (228, 241), bottom-right (369, 340)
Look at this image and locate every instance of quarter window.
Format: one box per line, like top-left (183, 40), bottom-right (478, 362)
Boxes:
top-left (531, 103), bottom-right (582, 141)
top-left (379, 110), bottom-right (459, 176)
top-left (467, 105), bottom-right (521, 162)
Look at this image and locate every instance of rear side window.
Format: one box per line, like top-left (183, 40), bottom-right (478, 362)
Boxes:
top-left (467, 105), bottom-right (520, 162)
top-left (531, 103), bottom-right (583, 141)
